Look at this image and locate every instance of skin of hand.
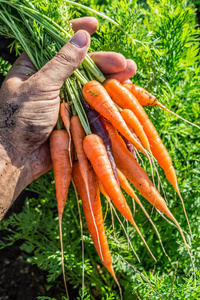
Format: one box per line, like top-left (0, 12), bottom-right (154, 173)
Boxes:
top-left (0, 17), bottom-right (137, 219)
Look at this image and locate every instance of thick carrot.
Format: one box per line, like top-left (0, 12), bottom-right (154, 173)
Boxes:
top-left (49, 129), bottom-right (72, 217)
top-left (82, 80), bottom-right (147, 155)
top-left (103, 78), bottom-right (191, 235)
top-left (121, 109), bottom-right (151, 152)
top-left (83, 134), bottom-right (156, 261)
top-left (123, 83), bottom-right (200, 130)
top-left (49, 129), bottom-right (72, 299)
top-left (72, 160), bottom-right (116, 279)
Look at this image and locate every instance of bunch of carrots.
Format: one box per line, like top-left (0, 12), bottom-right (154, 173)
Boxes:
top-left (50, 75), bottom-right (198, 297)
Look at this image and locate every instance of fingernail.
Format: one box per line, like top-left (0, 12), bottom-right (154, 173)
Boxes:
top-left (69, 30), bottom-right (87, 48)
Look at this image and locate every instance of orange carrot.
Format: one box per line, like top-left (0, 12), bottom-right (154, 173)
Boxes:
top-left (121, 109), bottom-right (151, 152)
top-left (49, 129), bottom-right (72, 299)
top-left (83, 133), bottom-right (156, 261)
top-left (72, 161), bottom-right (117, 279)
top-left (103, 78), bottom-right (191, 235)
top-left (83, 134), bottom-right (136, 223)
top-left (123, 83), bottom-right (200, 130)
top-left (50, 129), bottom-right (72, 217)
top-left (82, 80), bottom-right (147, 155)
top-left (60, 102), bottom-right (70, 132)
top-left (122, 83), bottom-right (157, 106)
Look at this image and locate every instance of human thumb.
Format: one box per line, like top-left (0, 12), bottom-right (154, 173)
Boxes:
top-left (33, 30), bottom-right (90, 89)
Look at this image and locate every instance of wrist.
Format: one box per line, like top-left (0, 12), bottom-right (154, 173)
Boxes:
top-left (0, 136), bottom-right (32, 220)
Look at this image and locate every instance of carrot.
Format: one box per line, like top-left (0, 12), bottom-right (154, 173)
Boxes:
top-left (122, 83), bottom-right (157, 106)
top-left (83, 133), bottom-right (156, 261)
top-left (72, 161), bottom-right (118, 282)
top-left (117, 168), bottom-right (170, 260)
top-left (70, 115), bottom-right (104, 262)
top-left (50, 129), bottom-right (72, 218)
top-left (106, 121), bottom-right (196, 277)
top-left (49, 129), bottom-right (72, 299)
top-left (60, 102), bottom-right (70, 132)
top-left (82, 80), bottom-right (147, 155)
top-left (121, 109), bottom-right (151, 152)
top-left (103, 78), bottom-right (192, 236)
top-left (123, 83), bottom-right (200, 130)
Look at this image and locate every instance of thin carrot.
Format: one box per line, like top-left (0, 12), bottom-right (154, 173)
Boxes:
top-left (72, 161), bottom-right (120, 284)
top-left (123, 83), bottom-right (200, 130)
top-left (83, 133), bottom-right (156, 261)
top-left (103, 78), bottom-right (192, 236)
top-left (117, 168), bottom-right (170, 260)
top-left (121, 108), bottom-right (151, 152)
top-left (70, 115), bottom-right (104, 262)
top-left (49, 129), bottom-right (72, 299)
top-left (82, 80), bottom-right (147, 155)
top-left (60, 102), bottom-right (70, 132)
top-left (106, 121), bottom-right (196, 278)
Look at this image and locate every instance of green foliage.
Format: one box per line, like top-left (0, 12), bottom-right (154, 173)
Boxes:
top-left (0, 0), bottom-right (200, 299)
top-left (0, 56), bottom-right (11, 76)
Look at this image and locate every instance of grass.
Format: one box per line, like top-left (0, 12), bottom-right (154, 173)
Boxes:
top-left (0, 0), bottom-right (200, 299)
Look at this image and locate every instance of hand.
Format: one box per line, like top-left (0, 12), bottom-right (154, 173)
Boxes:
top-left (0, 17), bottom-right (137, 218)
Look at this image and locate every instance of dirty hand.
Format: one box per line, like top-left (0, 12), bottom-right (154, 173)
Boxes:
top-left (0, 17), bottom-right (137, 219)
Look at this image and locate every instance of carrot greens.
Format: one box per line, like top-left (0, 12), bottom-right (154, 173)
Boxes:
top-left (0, 0), bottom-right (199, 299)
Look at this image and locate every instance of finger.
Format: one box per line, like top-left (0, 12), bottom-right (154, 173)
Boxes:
top-left (30, 30), bottom-right (90, 90)
top-left (5, 52), bottom-right (36, 83)
top-left (104, 59), bottom-right (137, 82)
top-left (5, 17), bottom-right (98, 83)
top-left (123, 79), bottom-right (133, 84)
top-left (89, 52), bottom-right (127, 74)
top-left (71, 17), bottom-right (99, 35)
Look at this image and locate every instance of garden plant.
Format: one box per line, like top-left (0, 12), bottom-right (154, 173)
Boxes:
top-left (0, 0), bottom-right (200, 299)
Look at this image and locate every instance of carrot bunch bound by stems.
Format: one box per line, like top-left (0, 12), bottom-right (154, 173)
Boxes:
top-left (49, 74), bottom-right (197, 297)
